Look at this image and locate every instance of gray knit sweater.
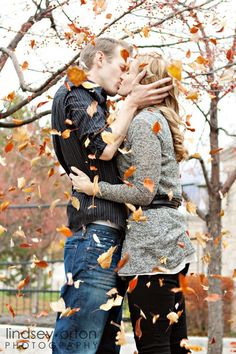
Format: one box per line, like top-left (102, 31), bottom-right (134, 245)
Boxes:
top-left (98, 108), bottom-right (195, 275)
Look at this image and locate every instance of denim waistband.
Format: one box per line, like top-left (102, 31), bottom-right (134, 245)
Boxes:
top-left (86, 223), bottom-right (123, 237)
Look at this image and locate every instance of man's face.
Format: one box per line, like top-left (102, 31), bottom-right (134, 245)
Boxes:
top-left (98, 46), bottom-right (128, 96)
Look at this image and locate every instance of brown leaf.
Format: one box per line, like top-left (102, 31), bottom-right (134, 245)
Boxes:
top-left (48, 167), bottom-right (55, 178)
top-left (190, 26), bottom-right (199, 34)
top-left (135, 317), bottom-right (142, 339)
top-left (37, 101), bottom-right (48, 108)
top-left (0, 201), bottom-right (10, 212)
top-left (68, 23), bottom-right (81, 33)
top-left (6, 91), bottom-right (15, 101)
top-left (30, 39), bottom-right (36, 48)
top-left (115, 253), bottom-right (130, 272)
top-left (209, 148), bottom-right (223, 155)
top-left (97, 246), bottom-right (117, 269)
top-left (67, 66), bottom-right (87, 87)
top-left (17, 275), bottom-right (30, 291)
top-left (6, 304), bottom-right (16, 318)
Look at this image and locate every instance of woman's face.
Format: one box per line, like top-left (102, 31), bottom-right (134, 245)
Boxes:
top-left (117, 59), bottom-right (140, 97)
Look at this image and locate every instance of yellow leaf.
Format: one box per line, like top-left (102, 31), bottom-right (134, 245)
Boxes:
top-left (101, 131), bottom-right (116, 144)
top-left (71, 196), bottom-right (80, 211)
top-left (0, 225), bottom-right (7, 235)
top-left (186, 91), bottom-right (199, 100)
top-left (87, 101), bottom-right (98, 118)
top-left (167, 60), bottom-right (182, 81)
top-left (186, 201), bottom-right (197, 215)
top-left (81, 81), bottom-right (100, 89)
top-left (67, 66), bottom-right (87, 87)
top-left (191, 153), bottom-right (201, 159)
top-left (141, 26), bottom-right (150, 37)
top-left (166, 311), bottom-right (179, 325)
top-left (97, 246), bottom-right (117, 269)
top-left (0, 201), bottom-right (10, 212)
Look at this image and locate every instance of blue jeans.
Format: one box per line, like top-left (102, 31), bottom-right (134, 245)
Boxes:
top-left (52, 224), bottom-right (125, 354)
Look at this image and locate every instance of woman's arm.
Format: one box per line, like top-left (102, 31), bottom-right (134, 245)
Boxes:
top-left (97, 117), bottom-right (162, 205)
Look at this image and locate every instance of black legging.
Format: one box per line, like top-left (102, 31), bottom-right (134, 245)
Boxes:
top-left (124, 270), bottom-right (191, 354)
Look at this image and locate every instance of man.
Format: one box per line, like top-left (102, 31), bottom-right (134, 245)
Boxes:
top-left (51, 37), bottom-right (172, 354)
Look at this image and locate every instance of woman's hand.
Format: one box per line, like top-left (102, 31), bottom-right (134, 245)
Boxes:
top-left (69, 166), bottom-right (94, 196)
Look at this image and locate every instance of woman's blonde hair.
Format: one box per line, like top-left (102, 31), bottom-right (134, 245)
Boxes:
top-left (137, 52), bottom-right (188, 162)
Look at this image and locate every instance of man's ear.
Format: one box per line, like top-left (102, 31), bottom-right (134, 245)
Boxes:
top-left (94, 51), bottom-right (105, 68)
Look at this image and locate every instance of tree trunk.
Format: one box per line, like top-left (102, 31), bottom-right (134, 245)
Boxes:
top-left (207, 96), bottom-right (223, 354)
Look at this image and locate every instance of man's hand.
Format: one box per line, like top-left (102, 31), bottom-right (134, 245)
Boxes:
top-left (69, 166), bottom-right (94, 196)
top-left (127, 71), bottom-right (173, 109)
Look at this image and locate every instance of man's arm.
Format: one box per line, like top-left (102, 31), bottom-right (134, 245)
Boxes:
top-left (99, 75), bottom-right (172, 161)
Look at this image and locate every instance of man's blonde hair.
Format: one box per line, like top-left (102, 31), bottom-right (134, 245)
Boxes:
top-left (137, 52), bottom-right (188, 162)
top-left (80, 37), bottom-right (132, 70)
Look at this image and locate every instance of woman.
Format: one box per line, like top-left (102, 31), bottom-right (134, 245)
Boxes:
top-left (70, 53), bottom-right (195, 354)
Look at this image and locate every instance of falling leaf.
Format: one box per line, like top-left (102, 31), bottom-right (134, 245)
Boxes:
top-left (186, 201), bottom-right (197, 215)
top-left (68, 23), bottom-right (81, 33)
top-left (204, 293), bottom-right (221, 302)
top-left (226, 49), bottom-right (234, 62)
top-left (159, 278), bottom-right (164, 287)
top-left (160, 256), bottom-right (167, 265)
top-left (93, 0), bottom-right (107, 14)
top-left (180, 339), bottom-right (203, 351)
top-left (135, 317), bottom-right (142, 339)
top-left (30, 39), bottom-right (36, 48)
top-left (186, 49), bottom-right (191, 58)
top-left (177, 241), bottom-right (185, 248)
top-left (143, 177), bottom-right (155, 193)
top-left (81, 81), bottom-right (100, 89)
top-left (190, 26), bottom-right (199, 34)
top-left (74, 280), bottom-right (84, 289)
top-left (106, 13), bottom-right (112, 19)
top-left (120, 49), bottom-right (129, 62)
top-left (67, 272), bottom-right (74, 285)
top-left (124, 166), bottom-right (137, 179)
top-left (17, 276), bottom-right (30, 291)
top-left (131, 207), bottom-right (147, 222)
top-left (48, 167), bottom-right (55, 178)
top-left (37, 101), bottom-right (48, 108)
top-left (168, 190), bottom-right (174, 201)
top-left (152, 121), bottom-right (161, 134)
top-left (191, 153), bottom-right (201, 159)
top-left (0, 225), bottom-right (7, 235)
top-left (209, 148), bottom-right (223, 155)
top-left (5, 141), bottom-right (14, 153)
top-left (61, 129), bottom-right (71, 139)
top-left (34, 260), bottom-right (49, 269)
top-left (97, 246), bottom-right (117, 269)
top-left (71, 196), bottom-right (80, 211)
top-left (56, 225), bottom-right (73, 237)
top-left (186, 91), bottom-right (199, 100)
top-left (17, 177), bottom-right (26, 190)
top-left (141, 26), bottom-right (150, 37)
top-left (93, 233), bottom-right (100, 243)
top-left (146, 281), bottom-right (151, 288)
top-left (210, 38), bottom-right (217, 45)
top-left (87, 101), bottom-right (98, 117)
top-left (115, 253), bottom-right (130, 272)
top-left (90, 166), bottom-right (98, 171)
top-left (167, 60), bottom-right (182, 81)
top-left (21, 61), bottom-right (29, 70)
top-left (50, 199), bottom-right (61, 214)
top-left (6, 304), bottom-right (16, 318)
top-left (6, 91), bottom-right (15, 101)
top-left (18, 141), bottom-right (28, 151)
top-left (171, 274), bottom-right (197, 297)
top-left (0, 201), bottom-right (10, 212)
top-left (101, 131), bottom-right (116, 144)
top-left (167, 311), bottom-right (179, 325)
top-left (195, 56), bottom-right (208, 65)
top-left (35, 310), bottom-right (49, 318)
top-left (127, 275), bottom-right (138, 293)
top-left (19, 243), bottom-right (32, 248)
top-left (151, 313), bottom-right (160, 324)
top-left (67, 66), bottom-right (87, 87)
top-left (99, 294), bottom-right (123, 311)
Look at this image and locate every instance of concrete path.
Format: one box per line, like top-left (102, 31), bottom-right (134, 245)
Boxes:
top-left (0, 324), bottom-right (235, 353)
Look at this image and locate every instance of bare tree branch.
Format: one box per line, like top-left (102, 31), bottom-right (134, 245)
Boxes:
top-left (182, 190), bottom-right (207, 221)
top-left (189, 155), bottom-right (213, 194)
top-left (0, 110), bottom-right (51, 128)
top-left (221, 168), bottom-right (236, 195)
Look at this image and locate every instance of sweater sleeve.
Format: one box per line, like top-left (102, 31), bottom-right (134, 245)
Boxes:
top-left (97, 115), bottom-right (162, 206)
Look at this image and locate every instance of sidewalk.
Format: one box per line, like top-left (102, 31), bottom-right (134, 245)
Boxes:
top-left (0, 324), bottom-right (235, 353)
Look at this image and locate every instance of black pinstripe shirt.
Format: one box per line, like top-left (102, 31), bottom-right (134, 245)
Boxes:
top-left (51, 80), bottom-right (127, 232)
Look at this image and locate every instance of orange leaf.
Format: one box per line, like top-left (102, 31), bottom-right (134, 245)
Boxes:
top-left (190, 26), bottom-right (199, 34)
top-left (166, 60), bottom-right (182, 81)
top-left (56, 225), bottom-right (73, 237)
top-left (195, 56), bottom-right (208, 65)
top-left (61, 129), bottom-right (71, 139)
top-left (87, 101), bottom-right (98, 118)
top-left (106, 13), bottom-right (112, 19)
top-left (141, 26), bottom-right (150, 38)
top-left (30, 39), bottom-right (36, 48)
top-left (19, 243), bottom-right (32, 248)
top-left (209, 148), bottom-right (223, 155)
top-left (0, 201), bottom-right (10, 212)
top-left (127, 275), bottom-right (138, 293)
top-left (115, 253), bottom-right (130, 272)
top-left (64, 81), bottom-right (71, 91)
top-left (124, 166), bottom-right (137, 179)
top-left (139, 63), bottom-right (148, 70)
top-left (90, 166), bottom-right (98, 171)
top-left (120, 49), bottom-right (129, 63)
top-left (6, 91), bottom-right (15, 101)
top-left (17, 275), bottom-right (30, 290)
top-left (226, 49), bottom-right (234, 61)
top-left (5, 141), bottom-right (14, 153)
top-left (36, 310), bottom-right (49, 318)
top-left (143, 177), bottom-right (154, 193)
top-left (186, 49), bottom-right (191, 58)
top-left (210, 38), bottom-right (217, 45)
top-left (68, 23), bottom-right (81, 33)
top-left (177, 241), bottom-right (185, 248)
top-left (152, 121), bottom-right (161, 135)
top-left (34, 260), bottom-right (49, 269)
top-left (135, 317), bottom-right (142, 339)
top-left (6, 304), bottom-right (16, 318)
top-left (186, 91), bottom-right (199, 100)
top-left (67, 66), bottom-right (87, 87)
top-left (48, 167), bottom-right (55, 178)
top-left (21, 61), bottom-right (29, 70)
